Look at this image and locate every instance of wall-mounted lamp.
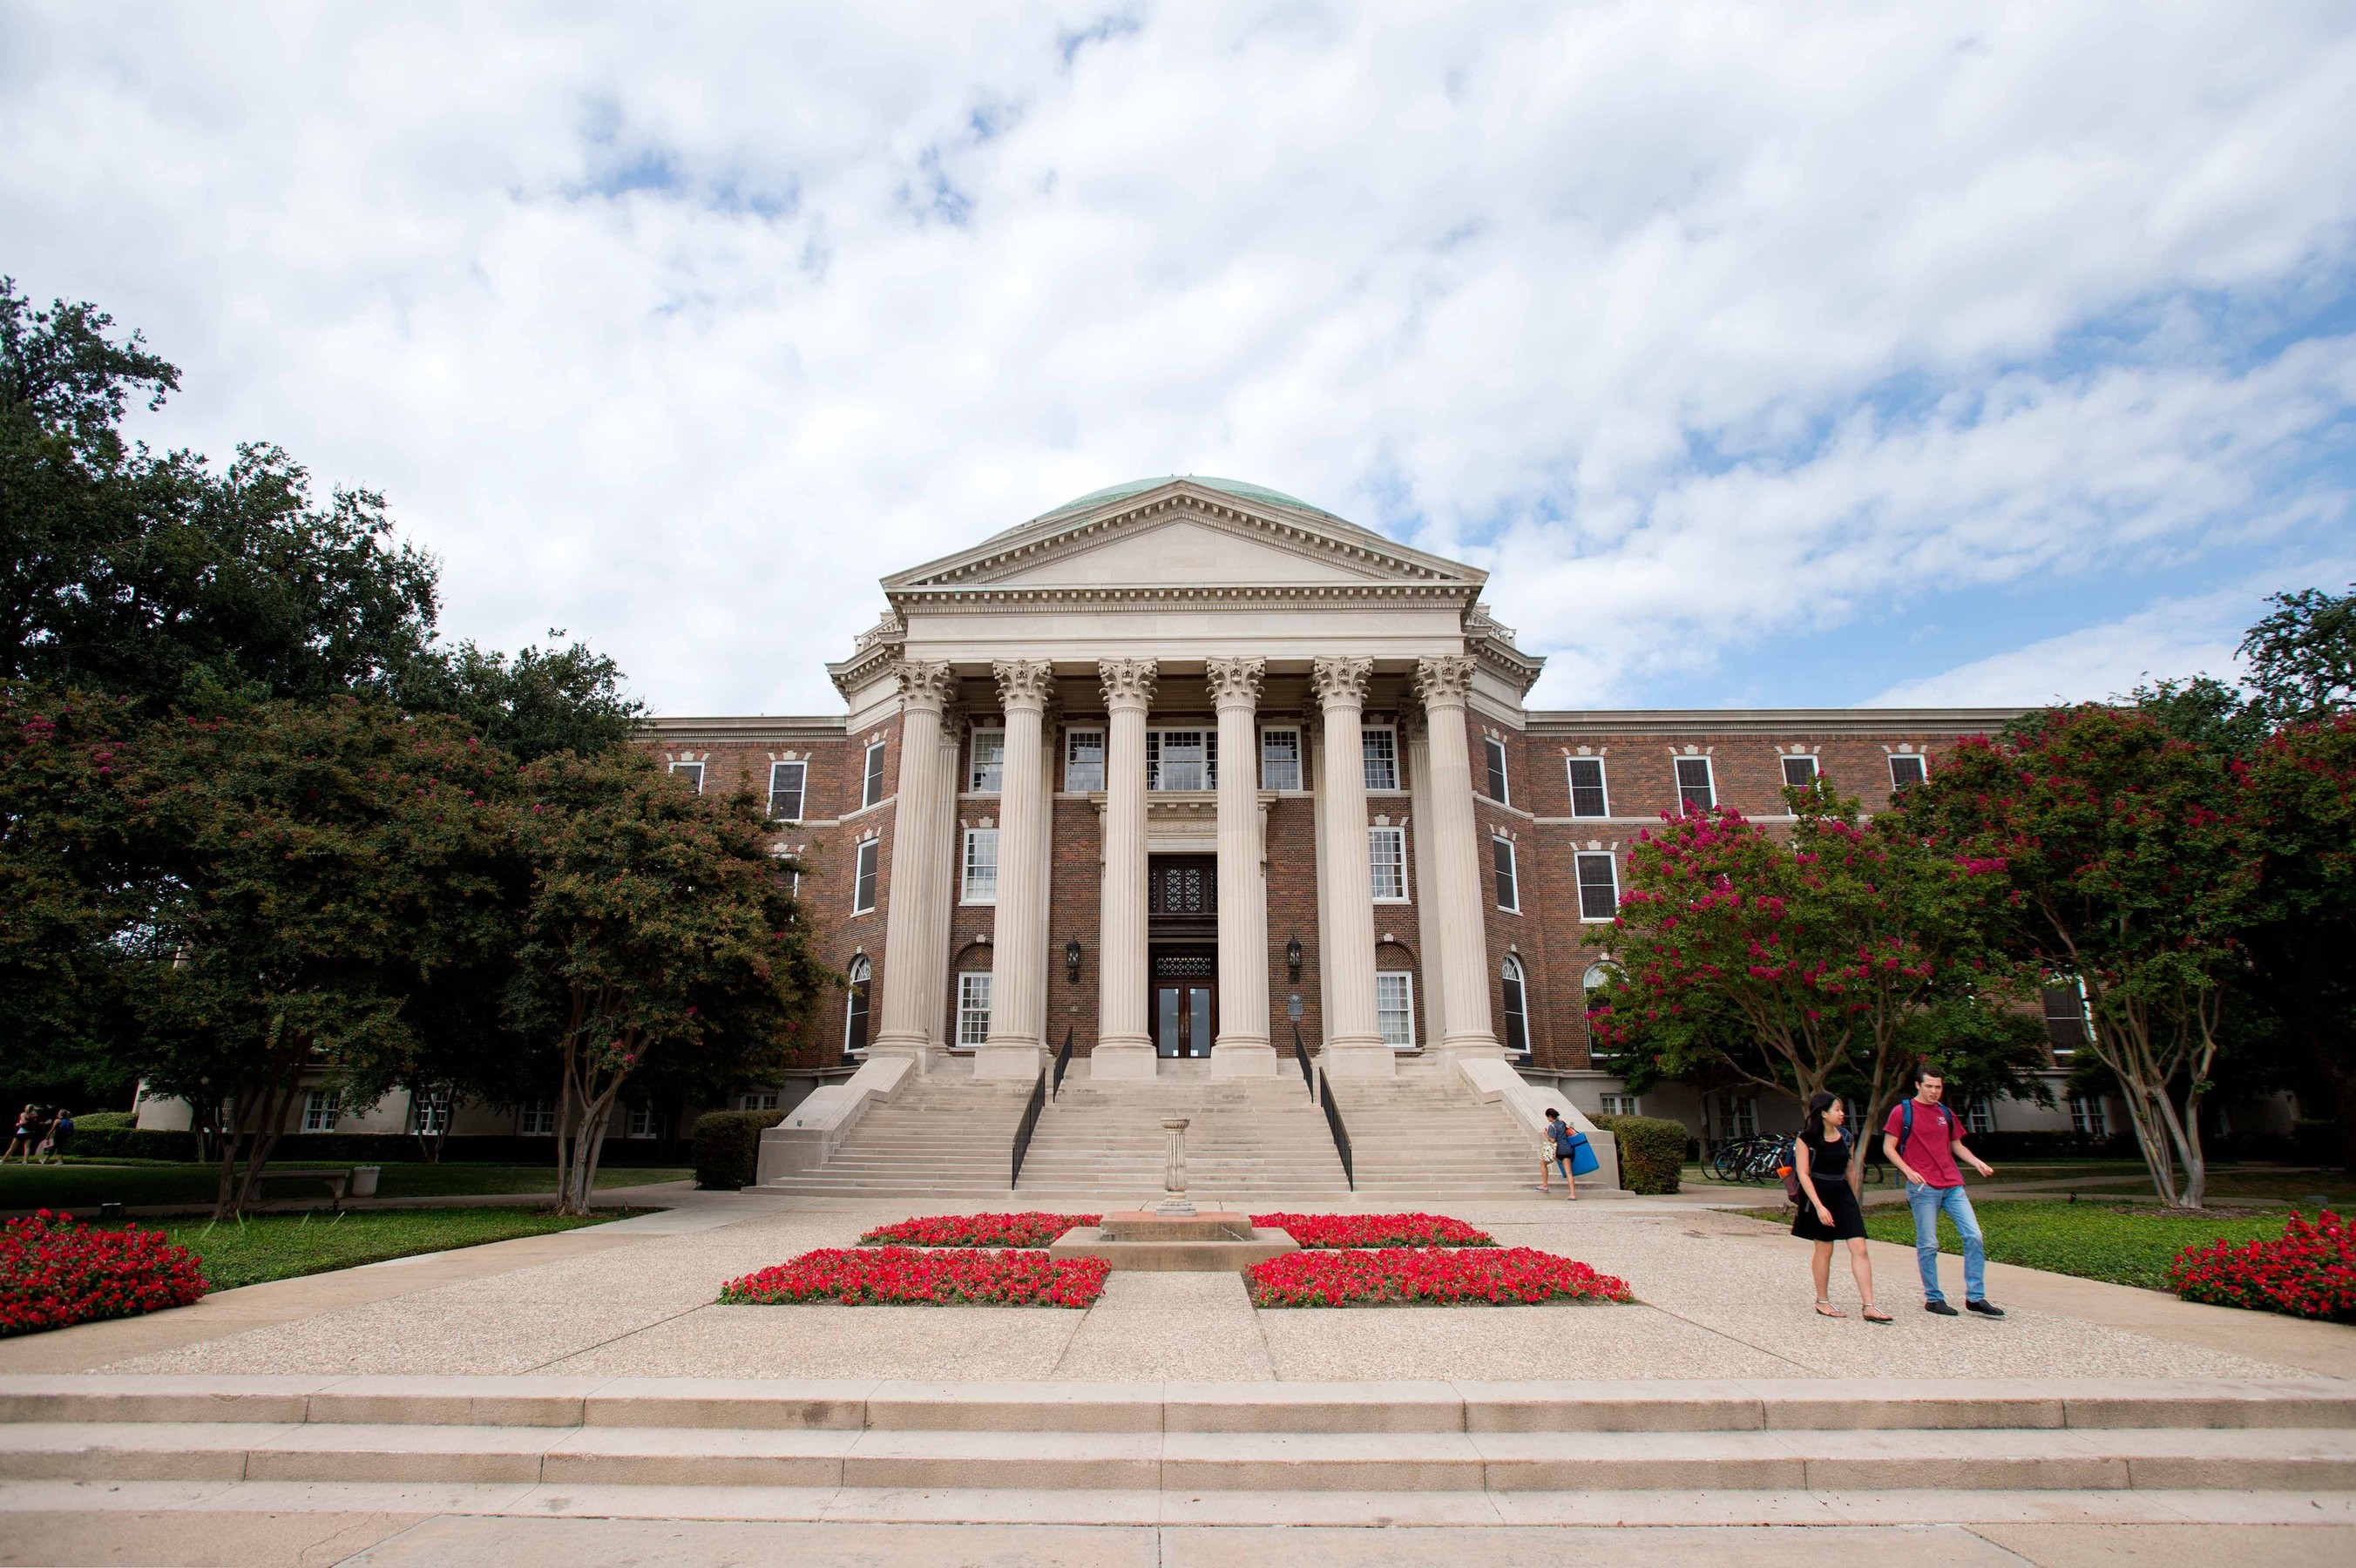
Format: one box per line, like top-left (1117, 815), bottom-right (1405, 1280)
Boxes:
top-left (1065, 937), bottom-right (1084, 983)
top-left (1285, 936), bottom-right (1303, 979)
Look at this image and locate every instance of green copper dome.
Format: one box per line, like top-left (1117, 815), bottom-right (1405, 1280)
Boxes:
top-left (1033, 475), bottom-right (1327, 521)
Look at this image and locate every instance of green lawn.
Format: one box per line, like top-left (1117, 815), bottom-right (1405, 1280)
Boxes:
top-left (0, 1161), bottom-right (689, 1212)
top-left (109, 1206), bottom-right (635, 1291)
top-left (1764, 1199), bottom-right (2306, 1291)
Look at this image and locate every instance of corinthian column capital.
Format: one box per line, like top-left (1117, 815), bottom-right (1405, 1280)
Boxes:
top-left (1412, 655), bottom-right (1478, 710)
top-left (1310, 655), bottom-right (1374, 711)
top-left (1097, 657), bottom-right (1159, 713)
top-left (891, 659), bottom-right (958, 713)
top-left (1204, 656), bottom-right (1266, 711)
top-left (992, 658), bottom-right (1057, 713)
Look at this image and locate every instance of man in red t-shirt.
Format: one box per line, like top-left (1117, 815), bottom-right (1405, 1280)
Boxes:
top-left (1884, 1065), bottom-right (2004, 1317)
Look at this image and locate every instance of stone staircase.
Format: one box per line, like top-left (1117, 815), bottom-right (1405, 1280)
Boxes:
top-left (1013, 1060), bottom-right (1349, 1203)
top-left (3, 1375), bottom-right (2352, 1505)
top-left (752, 1061), bottom-right (1036, 1198)
top-left (1325, 1056), bottom-right (1554, 1200)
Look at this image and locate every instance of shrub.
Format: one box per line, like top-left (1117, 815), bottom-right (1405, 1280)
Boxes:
top-left (718, 1247), bottom-right (1107, 1307)
top-left (71, 1111), bottom-right (136, 1132)
top-left (1250, 1213), bottom-right (1494, 1248)
top-left (1594, 1115), bottom-right (1684, 1193)
top-left (692, 1110), bottom-right (787, 1190)
top-left (2, 1211), bottom-right (208, 1337)
top-left (1246, 1246), bottom-right (1633, 1308)
top-left (860, 1213), bottom-right (1098, 1247)
top-left (2165, 1209), bottom-right (2356, 1321)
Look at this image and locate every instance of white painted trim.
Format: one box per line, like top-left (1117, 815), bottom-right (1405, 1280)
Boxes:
top-left (1564, 754), bottom-right (1612, 820)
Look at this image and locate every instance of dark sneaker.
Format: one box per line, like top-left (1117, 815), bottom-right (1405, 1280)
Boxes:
top-left (1966, 1299), bottom-right (2006, 1318)
top-left (1925, 1301), bottom-right (1960, 1316)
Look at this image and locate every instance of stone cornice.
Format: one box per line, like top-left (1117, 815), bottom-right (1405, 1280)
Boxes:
top-left (640, 714), bottom-right (847, 743)
top-left (884, 580), bottom-right (1476, 616)
top-left (1527, 707), bottom-right (2025, 739)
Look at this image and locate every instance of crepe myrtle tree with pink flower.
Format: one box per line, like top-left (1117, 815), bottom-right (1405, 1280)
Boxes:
top-left (1587, 782), bottom-right (2041, 1194)
top-left (506, 747), bottom-right (823, 1215)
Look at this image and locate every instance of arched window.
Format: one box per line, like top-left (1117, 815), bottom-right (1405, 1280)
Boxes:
top-left (1500, 954), bottom-right (1530, 1058)
top-left (843, 956), bottom-right (872, 1058)
top-left (1582, 961), bottom-right (1615, 992)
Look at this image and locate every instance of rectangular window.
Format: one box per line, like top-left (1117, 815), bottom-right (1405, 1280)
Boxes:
top-left (1362, 727), bottom-right (1398, 791)
top-left (1723, 1096), bottom-right (1758, 1139)
top-left (2041, 980), bottom-right (2088, 1054)
top-left (1065, 728), bottom-right (1105, 792)
top-left (961, 827), bottom-right (999, 903)
top-left (1500, 958), bottom-right (1529, 1056)
top-left (1368, 825), bottom-right (1407, 901)
top-left (1889, 753), bottom-right (1927, 790)
top-left (2069, 1094), bottom-right (2109, 1139)
top-left (1260, 727), bottom-right (1303, 791)
top-left (852, 839), bottom-right (879, 914)
top-left (1376, 972), bottom-right (1415, 1049)
top-left (1675, 756), bottom-right (1715, 811)
top-left (767, 760), bottom-right (807, 822)
top-left (1492, 836), bottom-right (1520, 912)
top-left (969, 727), bottom-right (1005, 793)
top-left (301, 1090), bottom-right (339, 1133)
top-left (1600, 1093), bottom-right (1642, 1117)
top-left (1780, 754), bottom-right (1818, 790)
top-left (669, 760), bottom-right (705, 794)
top-left (1147, 729), bottom-right (1214, 791)
top-left (862, 740), bottom-right (887, 808)
top-left (1482, 736), bottom-right (1510, 804)
top-left (736, 1091), bottom-right (780, 1112)
top-left (410, 1091), bottom-right (450, 1136)
top-left (1965, 1097), bottom-right (1996, 1135)
top-left (1575, 851), bottom-right (1618, 922)
top-left (1567, 757), bottom-right (1610, 818)
top-left (957, 972), bottom-right (992, 1047)
top-left (520, 1098), bottom-right (555, 1136)
top-left (626, 1103), bottom-right (659, 1139)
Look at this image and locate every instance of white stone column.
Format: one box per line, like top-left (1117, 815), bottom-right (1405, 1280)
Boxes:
top-left (1414, 656), bottom-right (1504, 1058)
top-left (920, 705), bottom-right (962, 1045)
top-left (1311, 656), bottom-right (1395, 1078)
top-left (1091, 658), bottom-right (1158, 1079)
top-left (1207, 657), bottom-right (1276, 1078)
top-left (976, 659), bottom-right (1054, 1080)
top-left (870, 660), bottom-right (958, 1072)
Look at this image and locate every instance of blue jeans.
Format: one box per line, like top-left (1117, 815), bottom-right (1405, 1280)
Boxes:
top-left (1906, 1181), bottom-right (1986, 1303)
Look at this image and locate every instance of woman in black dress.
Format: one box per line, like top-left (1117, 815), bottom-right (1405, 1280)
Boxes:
top-left (1791, 1092), bottom-right (1890, 1321)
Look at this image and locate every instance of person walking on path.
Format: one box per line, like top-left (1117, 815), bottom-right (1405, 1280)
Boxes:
top-left (3, 1105), bottom-right (40, 1165)
top-left (1885, 1064), bottom-right (2005, 1318)
top-left (1791, 1092), bottom-right (1888, 1321)
top-left (1535, 1108), bottom-right (1570, 1193)
top-left (1541, 1108), bottom-right (1588, 1200)
top-left (38, 1108), bottom-right (73, 1165)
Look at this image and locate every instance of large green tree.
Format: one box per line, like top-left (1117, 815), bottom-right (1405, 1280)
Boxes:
top-left (504, 749), bottom-right (821, 1213)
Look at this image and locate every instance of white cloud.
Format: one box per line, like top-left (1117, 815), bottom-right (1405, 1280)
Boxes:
top-left (3, 2), bottom-right (2353, 713)
top-left (1863, 590), bottom-right (2257, 708)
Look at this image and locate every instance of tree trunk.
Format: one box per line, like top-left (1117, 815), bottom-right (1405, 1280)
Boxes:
top-left (556, 1085), bottom-right (621, 1216)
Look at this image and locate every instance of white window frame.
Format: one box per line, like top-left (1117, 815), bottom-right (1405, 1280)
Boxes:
top-left (968, 727), bottom-right (1006, 794)
top-left (1368, 825), bottom-right (1408, 902)
top-left (843, 954), bottom-right (872, 1056)
top-left (669, 760), bottom-right (705, 794)
top-left (767, 760), bottom-right (807, 822)
top-left (1146, 727), bottom-right (1215, 792)
top-left (301, 1090), bottom-right (340, 1133)
top-left (2069, 1094), bottom-right (2109, 1139)
top-left (1362, 725), bottom-right (1400, 791)
top-left (1500, 954), bottom-right (1530, 1056)
top-left (1566, 756), bottom-right (1611, 819)
top-left (1780, 754), bottom-right (1818, 790)
top-left (410, 1091), bottom-right (450, 1137)
top-left (1601, 1092), bottom-right (1642, 1117)
top-left (961, 827), bottom-right (999, 904)
top-left (1064, 727), bottom-right (1106, 792)
top-left (1675, 755), bottom-right (1716, 812)
top-left (737, 1091), bottom-right (781, 1112)
top-left (1582, 960), bottom-right (1616, 992)
top-left (1375, 971), bottom-right (1416, 1050)
top-left (851, 839), bottom-right (880, 915)
top-left (1492, 835), bottom-right (1520, 913)
top-left (2042, 975), bottom-right (2090, 1057)
top-left (1888, 753), bottom-right (1928, 790)
top-left (1722, 1094), bottom-right (1759, 1139)
top-left (1574, 850), bottom-right (1619, 923)
top-left (1964, 1097), bottom-right (1996, 1135)
top-left (1481, 735), bottom-right (1511, 805)
top-left (626, 1102), bottom-right (660, 1139)
top-left (957, 971), bottom-right (992, 1048)
top-left (519, 1098), bottom-right (555, 1136)
top-left (1260, 726), bottom-right (1303, 791)
top-left (862, 739), bottom-right (887, 809)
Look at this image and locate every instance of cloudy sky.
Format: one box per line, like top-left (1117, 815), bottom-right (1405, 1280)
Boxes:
top-left (6, 2), bottom-right (2353, 716)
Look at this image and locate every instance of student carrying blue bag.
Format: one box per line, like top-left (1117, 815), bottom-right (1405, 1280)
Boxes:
top-left (1540, 1106), bottom-right (1600, 1198)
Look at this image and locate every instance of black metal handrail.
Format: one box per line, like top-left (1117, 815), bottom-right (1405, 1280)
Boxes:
top-left (1011, 1065), bottom-right (1046, 1188)
top-left (1052, 1028), bottom-right (1076, 1098)
top-left (1300, 1026), bottom-right (1354, 1191)
top-left (1290, 1023), bottom-right (1315, 1096)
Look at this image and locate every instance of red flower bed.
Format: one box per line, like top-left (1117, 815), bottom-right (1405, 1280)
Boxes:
top-left (1250, 1212), bottom-right (1495, 1249)
top-left (1247, 1246), bottom-right (1633, 1308)
top-left (858, 1213), bottom-right (1100, 1248)
top-left (2, 1211), bottom-right (208, 1337)
top-left (720, 1246), bottom-right (1107, 1307)
top-left (2166, 1209), bottom-right (2356, 1321)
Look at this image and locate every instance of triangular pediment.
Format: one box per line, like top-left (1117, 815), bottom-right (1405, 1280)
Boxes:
top-left (884, 479), bottom-right (1480, 596)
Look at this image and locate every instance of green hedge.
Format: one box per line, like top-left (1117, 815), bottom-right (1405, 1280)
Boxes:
top-left (1594, 1113), bottom-right (1684, 1194)
top-left (59, 1129), bottom-right (691, 1166)
top-left (693, 1110), bottom-right (786, 1190)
